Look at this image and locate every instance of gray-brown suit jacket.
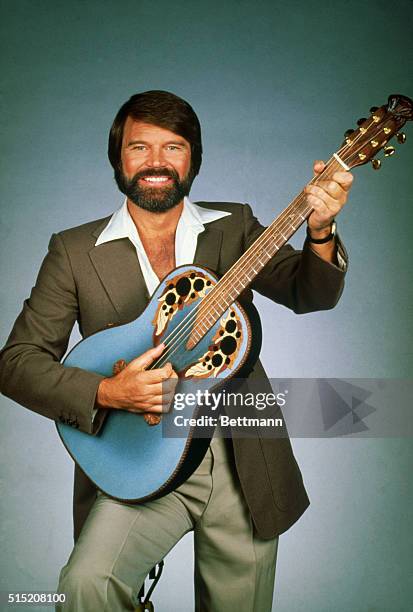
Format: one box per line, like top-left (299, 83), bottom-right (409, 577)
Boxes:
top-left (0, 202), bottom-right (347, 541)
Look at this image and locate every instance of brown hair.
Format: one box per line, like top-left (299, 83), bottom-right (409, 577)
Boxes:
top-left (108, 90), bottom-right (202, 178)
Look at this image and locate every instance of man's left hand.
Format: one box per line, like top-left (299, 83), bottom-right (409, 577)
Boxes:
top-left (305, 160), bottom-right (353, 236)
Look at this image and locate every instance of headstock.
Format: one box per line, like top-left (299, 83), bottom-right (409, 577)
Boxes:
top-left (339, 94), bottom-right (412, 171)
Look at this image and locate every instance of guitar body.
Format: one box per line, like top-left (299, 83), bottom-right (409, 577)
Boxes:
top-left (57, 264), bottom-right (262, 502)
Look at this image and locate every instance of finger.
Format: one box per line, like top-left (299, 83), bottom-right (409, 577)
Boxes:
top-left (136, 393), bottom-right (175, 408)
top-left (141, 363), bottom-right (177, 384)
top-left (137, 377), bottom-right (177, 398)
top-left (307, 198), bottom-right (336, 221)
top-left (128, 343), bottom-right (166, 372)
top-left (143, 363), bottom-right (179, 384)
top-left (313, 160), bottom-right (326, 175)
top-left (332, 171), bottom-right (354, 191)
top-left (308, 200), bottom-right (342, 227)
top-left (125, 405), bottom-right (165, 414)
top-left (306, 187), bottom-right (344, 213)
top-left (142, 404), bottom-right (168, 414)
top-left (152, 392), bottom-right (176, 406)
top-left (156, 361), bottom-right (173, 380)
top-left (162, 375), bottom-right (179, 392)
top-left (161, 392), bottom-right (176, 406)
top-left (307, 182), bottom-right (346, 204)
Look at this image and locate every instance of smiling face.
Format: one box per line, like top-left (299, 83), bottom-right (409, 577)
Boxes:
top-left (115, 119), bottom-right (193, 213)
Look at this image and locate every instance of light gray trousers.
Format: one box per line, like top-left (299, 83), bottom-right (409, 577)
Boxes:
top-left (57, 437), bottom-right (278, 611)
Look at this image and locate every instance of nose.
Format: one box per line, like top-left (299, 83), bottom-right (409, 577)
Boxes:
top-left (147, 146), bottom-right (165, 168)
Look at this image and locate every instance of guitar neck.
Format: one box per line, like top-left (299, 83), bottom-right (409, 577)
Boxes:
top-left (187, 158), bottom-right (343, 349)
top-left (185, 93), bottom-right (413, 349)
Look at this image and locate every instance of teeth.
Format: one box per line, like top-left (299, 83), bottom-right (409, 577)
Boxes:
top-left (143, 177), bottom-right (170, 183)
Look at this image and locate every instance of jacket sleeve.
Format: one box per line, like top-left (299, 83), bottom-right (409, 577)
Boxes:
top-left (242, 203), bottom-right (348, 312)
top-left (0, 233), bottom-right (106, 434)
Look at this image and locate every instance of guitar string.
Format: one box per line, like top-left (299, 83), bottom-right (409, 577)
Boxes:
top-left (152, 113), bottom-right (394, 372)
top-left (150, 114), bottom-right (394, 369)
top-left (161, 111), bottom-right (397, 347)
top-left (151, 114), bottom-right (392, 369)
top-left (150, 141), bottom-right (356, 366)
top-left (150, 164), bottom-right (334, 368)
top-left (151, 117), bottom-right (381, 365)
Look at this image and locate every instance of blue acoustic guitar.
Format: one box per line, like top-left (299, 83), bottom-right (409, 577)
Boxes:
top-left (57, 95), bottom-right (412, 502)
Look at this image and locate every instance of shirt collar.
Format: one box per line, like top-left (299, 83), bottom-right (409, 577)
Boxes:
top-left (95, 196), bottom-right (231, 247)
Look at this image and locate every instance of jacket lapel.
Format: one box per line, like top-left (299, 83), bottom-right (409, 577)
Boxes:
top-left (89, 225), bottom-right (149, 321)
top-left (88, 221), bottom-right (223, 322)
top-left (194, 225), bottom-right (223, 272)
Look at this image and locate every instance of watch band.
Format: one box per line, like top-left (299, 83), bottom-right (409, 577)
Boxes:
top-left (306, 221), bottom-right (336, 244)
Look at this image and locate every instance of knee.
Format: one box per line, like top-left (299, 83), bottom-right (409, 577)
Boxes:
top-left (58, 562), bottom-right (106, 609)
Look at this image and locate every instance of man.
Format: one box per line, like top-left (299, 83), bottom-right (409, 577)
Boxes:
top-left (0, 90), bottom-right (352, 611)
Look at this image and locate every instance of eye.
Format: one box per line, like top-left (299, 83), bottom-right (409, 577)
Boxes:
top-left (165, 143), bottom-right (185, 153)
top-left (131, 145), bottom-right (146, 151)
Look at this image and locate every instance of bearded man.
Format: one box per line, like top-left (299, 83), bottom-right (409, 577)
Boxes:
top-left (0, 90), bottom-right (352, 611)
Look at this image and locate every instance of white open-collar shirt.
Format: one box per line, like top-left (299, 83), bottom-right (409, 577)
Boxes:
top-left (95, 197), bottom-right (231, 296)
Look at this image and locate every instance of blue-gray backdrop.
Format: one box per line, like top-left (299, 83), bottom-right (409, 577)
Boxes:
top-left (1, 1), bottom-right (412, 610)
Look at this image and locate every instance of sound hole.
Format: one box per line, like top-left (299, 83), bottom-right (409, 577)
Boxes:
top-left (194, 278), bottom-right (204, 291)
top-left (212, 354), bottom-right (223, 367)
top-left (225, 319), bottom-right (237, 333)
top-left (176, 277), bottom-right (191, 296)
top-left (220, 336), bottom-right (237, 355)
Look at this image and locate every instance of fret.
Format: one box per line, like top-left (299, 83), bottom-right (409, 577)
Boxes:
top-left (199, 311), bottom-right (220, 333)
top-left (211, 304), bottom-right (223, 318)
top-left (226, 289), bottom-right (237, 303)
top-left (194, 183), bottom-right (318, 334)
top-left (201, 317), bottom-right (211, 330)
top-left (198, 319), bottom-right (209, 333)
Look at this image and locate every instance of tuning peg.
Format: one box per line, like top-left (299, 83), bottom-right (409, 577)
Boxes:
top-left (357, 118), bottom-right (367, 126)
top-left (344, 129), bottom-right (355, 137)
top-left (384, 145), bottom-right (396, 157)
top-left (370, 106), bottom-right (378, 113)
top-left (396, 132), bottom-right (406, 143)
top-left (371, 159), bottom-right (381, 170)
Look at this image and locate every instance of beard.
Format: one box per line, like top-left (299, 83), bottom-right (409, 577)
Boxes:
top-left (114, 166), bottom-right (194, 213)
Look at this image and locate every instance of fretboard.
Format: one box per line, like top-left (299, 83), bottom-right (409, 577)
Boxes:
top-left (187, 158), bottom-right (342, 349)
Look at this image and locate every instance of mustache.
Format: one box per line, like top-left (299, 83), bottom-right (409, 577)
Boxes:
top-left (133, 168), bottom-right (179, 181)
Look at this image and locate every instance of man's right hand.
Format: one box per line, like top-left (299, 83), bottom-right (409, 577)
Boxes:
top-left (96, 343), bottom-right (178, 414)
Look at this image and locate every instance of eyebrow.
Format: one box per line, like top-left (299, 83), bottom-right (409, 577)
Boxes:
top-left (126, 139), bottom-right (188, 147)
